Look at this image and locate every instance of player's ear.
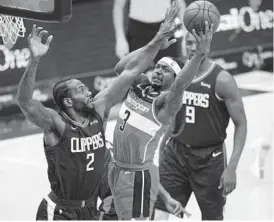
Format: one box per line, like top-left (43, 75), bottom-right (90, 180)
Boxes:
top-left (63, 98), bottom-right (73, 108)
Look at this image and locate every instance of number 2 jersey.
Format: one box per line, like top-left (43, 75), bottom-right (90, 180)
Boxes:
top-left (172, 63), bottom-right (230, 147)
top-left (113, 84), bottom-right (166, 165)
top-left (44, 111), bottom-right (106, 200)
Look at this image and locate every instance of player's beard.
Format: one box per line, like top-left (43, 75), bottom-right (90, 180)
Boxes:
top-left (82, 102), bottom-right (94, 114)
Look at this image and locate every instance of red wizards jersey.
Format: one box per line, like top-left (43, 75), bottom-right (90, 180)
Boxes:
top-left (44, 111), bottom-right (106, 200)
top-left (113, 84), bottom-right (166, 164)
top-left (172, 63), bottom-right (230, 147)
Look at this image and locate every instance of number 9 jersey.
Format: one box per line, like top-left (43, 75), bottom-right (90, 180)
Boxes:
top-left (172, 64), bottom-right (230, 147)
top-left (113, 84), bottom-right (166, 165)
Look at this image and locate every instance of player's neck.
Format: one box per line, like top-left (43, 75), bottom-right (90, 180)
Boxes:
top-left (64, 109), bottom-right (89, 126)
top-left (195, 58), bottom-right (214, 79)
top-left (149, 84), bottom-right (162, 93)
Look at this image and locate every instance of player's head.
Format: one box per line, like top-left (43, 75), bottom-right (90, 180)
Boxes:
top-left (53, 78), bottom-right (93, 113)
top-left (183, 32), bottom-right (197, 59)
top-left (151, 57), bottom-right (185, 91)
top-left (183, 31), bottom-right (209, 60)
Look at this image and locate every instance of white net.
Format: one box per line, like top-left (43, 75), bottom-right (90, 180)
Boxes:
top-left (0, 15), bottom-right (26, 44)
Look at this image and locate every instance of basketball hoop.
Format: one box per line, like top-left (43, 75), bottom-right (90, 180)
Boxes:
top-left (0, 15), bottom-right (26, 45)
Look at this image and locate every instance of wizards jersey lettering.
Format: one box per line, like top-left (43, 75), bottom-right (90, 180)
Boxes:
top-left (113, 84), bottom-right (165, 165)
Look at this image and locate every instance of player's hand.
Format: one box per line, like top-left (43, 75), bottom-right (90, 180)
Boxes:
top-left (192, 21), bottom-right (213, 56)
top-left (28, 24), bottom-right (53, 58)
top-left (218, 165), bottom-right (237, 196)
top-left (115, 38), bottom-right (129, 59)
top-left (158, 1), bottom-right (180, 39)
top-left (160, 38), bottom-right (177, 50)
top-left (164, 196), bottom-right (191, 218)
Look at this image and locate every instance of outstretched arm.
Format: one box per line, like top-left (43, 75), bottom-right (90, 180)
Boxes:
top-left (95, 2), bottom-right (180, 108)
top-left (17, 25), bottom-right (57, 132)
top-left (156, 22), bottom-right (214, 125)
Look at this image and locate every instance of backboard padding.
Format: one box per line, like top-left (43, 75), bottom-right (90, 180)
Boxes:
top-left (0, 0), bottom-right (71, 22)
top-left (0, 0), bottom-right (54, 13)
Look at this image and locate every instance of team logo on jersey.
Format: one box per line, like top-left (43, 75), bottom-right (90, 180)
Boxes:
top-left (201, 82), bottom-right (211, 88)
top-left (70, 132), bottom-right (104, 153)
top-left (183, 91), bottom-right (210, 108)
top-left (127, 96), bottom-right (149, 112)
top-left (89, 120), bottom-right (99, 126)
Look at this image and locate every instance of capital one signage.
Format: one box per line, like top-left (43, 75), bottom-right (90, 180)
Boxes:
top-left (0, 45), bottom-right (30, 71)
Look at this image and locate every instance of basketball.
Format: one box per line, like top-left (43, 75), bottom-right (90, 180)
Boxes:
top-left (183, 1), bottom-right (220, 34)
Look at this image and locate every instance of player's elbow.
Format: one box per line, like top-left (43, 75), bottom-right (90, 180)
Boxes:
top-left (17, 99), bottom-right (30, 112)
top-left (16, 94), bottom-right (34, 110)
top-left (16, 95), bottom-right (27, 108)
top-left (234, 112), bottom-right (247, 130)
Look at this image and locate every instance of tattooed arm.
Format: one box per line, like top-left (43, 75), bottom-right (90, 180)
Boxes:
top-left (156, 22), bottom-right (214, 125)
top-left (17, 25), bottom-right (60, 133)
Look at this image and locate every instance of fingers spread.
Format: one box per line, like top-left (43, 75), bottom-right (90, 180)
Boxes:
top-left (210, 23), bottom-right (214, 32)
top-left (169, 38), bottom-right (177, 45)
top-left (191, 29), bottom-right (200, 41)
top-left (35, 27), bottom-right (43, 37)
top-left (31, 24), bottom-right (36, 38)
top-left (205, 21), bottom-right (209, 33)
top-left (45, 35), bottom-right (53, 46)
top-left (38, 30), bottom-right (48, 39)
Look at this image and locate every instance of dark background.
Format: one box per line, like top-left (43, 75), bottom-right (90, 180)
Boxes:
top-left (0, 0), bottom-right (272, 140)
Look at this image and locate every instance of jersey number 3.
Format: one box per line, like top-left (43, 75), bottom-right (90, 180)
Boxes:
top-left (119, 110), bottom-right (131, 132)
top-left (186, 106), bottom-right (195, 123)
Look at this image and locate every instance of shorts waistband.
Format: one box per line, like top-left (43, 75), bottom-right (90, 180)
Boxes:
top-left (170, 138), bottom-right (223, 149)
top-left (47, 191), bottom-right (95, 208)
top-left (111, 158), bottom-right (154, 171)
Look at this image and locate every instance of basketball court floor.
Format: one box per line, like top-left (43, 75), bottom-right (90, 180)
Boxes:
top-left (0, 70), bottom-right (272, 220)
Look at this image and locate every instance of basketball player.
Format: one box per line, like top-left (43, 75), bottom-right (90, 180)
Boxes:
top-left (16, 25), bottom-right (119, 220)
top-left (15, 2), bottom-right (180, 219)
top-left (154, 31), bottom-right (247, 220)
top-left (108, 8), bottom-right (214, 220)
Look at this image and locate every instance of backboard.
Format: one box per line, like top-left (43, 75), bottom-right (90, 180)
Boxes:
top-left (0, 0), bottom-right (72, 48)
top-left (0, 0), bottom-right (72, 22)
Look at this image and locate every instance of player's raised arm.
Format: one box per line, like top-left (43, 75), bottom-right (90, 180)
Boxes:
top-left (95, 1), bottom-right (180, 108)
top-left (113, 3), bottom-right (178, 75)
top-left (17, 25), bottom-right (57, 132)
top-left (156, 22), bottom-right (214, 125)
top-left (113, 0), bottom-right (129, 60)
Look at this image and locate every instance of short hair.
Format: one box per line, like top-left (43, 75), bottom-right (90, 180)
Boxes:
top-left (52, 79), bottom-right (72, 111)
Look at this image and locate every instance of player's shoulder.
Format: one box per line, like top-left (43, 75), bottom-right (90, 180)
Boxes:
top-left (46, 107), bottom-right (60, 117)
top-left (45, 108), bottom-right (64, 126)
top-left (216, 69), bottom-right (235, 87)
top-left (215, 69), bottom-right (239, 99)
